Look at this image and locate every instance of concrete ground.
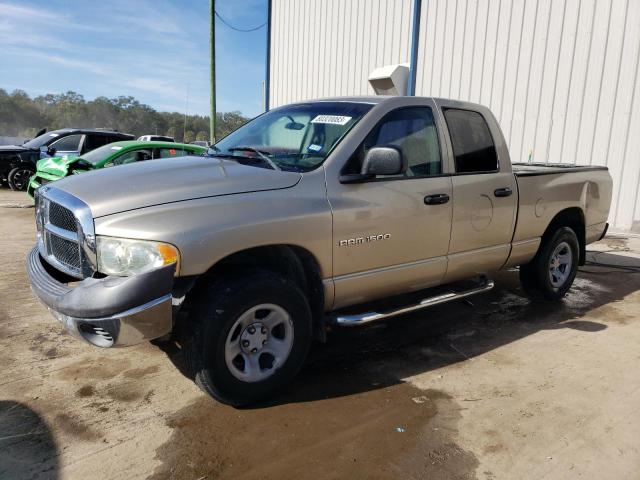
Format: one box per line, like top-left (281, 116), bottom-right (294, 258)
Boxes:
top-left (1, 188), bottom-right (639, 480)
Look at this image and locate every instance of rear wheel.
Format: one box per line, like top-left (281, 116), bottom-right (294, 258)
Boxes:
top-left (184, 271), bottom-right (312, 406)
top-left (520, 227), bottom-right (580, 300)
top-left (8, 165), bottom-right (35, 191)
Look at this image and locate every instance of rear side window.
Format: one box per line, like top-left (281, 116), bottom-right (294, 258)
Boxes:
top-left (443, 109), bottom-right (498, 173)
top-left (156, 148), bottom-right (187, 158)
top-left (83, 134), bottom-right (111, 152)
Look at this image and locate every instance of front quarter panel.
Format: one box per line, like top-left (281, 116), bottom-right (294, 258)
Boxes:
top-left (93, 169), bottom-right (333, 281)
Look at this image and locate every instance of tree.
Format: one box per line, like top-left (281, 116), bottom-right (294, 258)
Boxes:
top-left (0, 90), bottom-right (249, 141)
top-left (166, 126), bottom-right (177, 140)
top-left (216, 111), bottom-right (247, 140)
top-left (183, 130), bottom-right (195, 144)
top-left (195, 130), bottom-right (208, 141)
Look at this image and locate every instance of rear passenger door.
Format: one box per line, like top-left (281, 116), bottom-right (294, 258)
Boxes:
top-left (440, 106), bottom-right (517, 282)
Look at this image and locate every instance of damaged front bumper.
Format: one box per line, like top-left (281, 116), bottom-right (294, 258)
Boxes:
top-left (26, 247), bottom-right (176, 347)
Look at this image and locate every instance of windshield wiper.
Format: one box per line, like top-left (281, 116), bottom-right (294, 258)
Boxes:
top-left (227, 146), bottom-right (281, 171)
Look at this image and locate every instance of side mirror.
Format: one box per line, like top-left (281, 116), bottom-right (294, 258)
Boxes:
top-left (361, 146), bottom-right (406, 176)
top-left (46, 146), bottom-right (57, 157)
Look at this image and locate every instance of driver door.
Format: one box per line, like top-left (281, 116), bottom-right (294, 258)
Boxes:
top-left (327, 104), bottom-right (453, 309)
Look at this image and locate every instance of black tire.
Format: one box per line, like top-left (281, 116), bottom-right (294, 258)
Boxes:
top-left (520, 226), bottom-right (580, 301)
top-left (8, 165), bottom-right (35, 191)
top-left (183, 270), bottom-right (312, 406)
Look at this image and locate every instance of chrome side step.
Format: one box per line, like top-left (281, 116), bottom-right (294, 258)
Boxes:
top-left (332, 278), bottom-right (494, 327)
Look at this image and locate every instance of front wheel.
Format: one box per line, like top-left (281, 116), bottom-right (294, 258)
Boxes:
top-left (520, 227), bottom-right (580, 300)
top-left (8, 165), bottom-right (35, 191)
top-left (184, 271), bottom-right (312, 406)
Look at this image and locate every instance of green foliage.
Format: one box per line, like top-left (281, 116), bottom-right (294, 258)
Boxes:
top-left (0, 89), bottom-right (249, 142)
top-left (195, 130), bottom-right (208, 141)
top-left (183, 130), bottom-right (195, 143)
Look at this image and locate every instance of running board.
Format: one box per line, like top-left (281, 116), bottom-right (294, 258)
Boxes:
top-left (332, 278), bottom-right (495, 327)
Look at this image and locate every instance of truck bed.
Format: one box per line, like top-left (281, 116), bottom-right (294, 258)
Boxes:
top-left (512, 162), bottom-right (608, 177)
top-left (511, 162), bottom-right (612, 248)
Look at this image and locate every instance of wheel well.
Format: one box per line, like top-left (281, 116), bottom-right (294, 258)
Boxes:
top-left (9, 160), bottom-right (35, 171)
top-left (190, 245), bottom-right (325, 337)
top-left (542, 207), bottom-right (586, 265)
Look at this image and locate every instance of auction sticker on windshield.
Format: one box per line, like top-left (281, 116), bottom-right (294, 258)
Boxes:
top-left (311, 115), bottom-right (352, 125)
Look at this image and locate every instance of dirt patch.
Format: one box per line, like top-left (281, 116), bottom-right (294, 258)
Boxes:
top-left (56, 357), bottom-right (131, 382)
top-left (76, 385), bottom-right (95, 398)
top-left (122, 365), bottom-right (160, 379)
top-left (149, 383), bottom-right (478, 480)
top-left (54, 413), bottom-right (99, 442)
top-left (106, 385), bottom-right (143, 403)
top-left (44, 347), bottom-right (58, 359)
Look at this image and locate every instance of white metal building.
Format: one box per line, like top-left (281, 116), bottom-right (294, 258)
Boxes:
top-left (267, 0), bottom-right (640, 232)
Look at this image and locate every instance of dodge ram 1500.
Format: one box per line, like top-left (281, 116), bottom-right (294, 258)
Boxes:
top-left (27, 96), bottom-right (612, 405)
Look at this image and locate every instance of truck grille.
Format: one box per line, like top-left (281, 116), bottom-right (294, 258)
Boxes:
top-left (48, 201), bottom-right (77, 232)
top-left (47, 232), bottom-right (82, 270)
top-left (36, 195), bottom-right (83, 277)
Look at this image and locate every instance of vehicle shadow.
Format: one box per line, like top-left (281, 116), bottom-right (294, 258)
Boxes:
top-left (0, 400), bottom-right (59, 480)
top-left (159, 251), bottom-right (640, 408)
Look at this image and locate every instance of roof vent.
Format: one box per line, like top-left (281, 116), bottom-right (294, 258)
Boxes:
top-left (368, 63), bottom-right (410, 96)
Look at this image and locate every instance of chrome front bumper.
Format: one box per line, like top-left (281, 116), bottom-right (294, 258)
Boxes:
top-left (27, 247), bottom-right (175, 347)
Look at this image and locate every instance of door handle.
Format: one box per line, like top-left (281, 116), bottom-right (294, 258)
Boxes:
top-left (424, 193), bottom-right (450, 205)
top-left (494, 187), bottom-right (513, 198)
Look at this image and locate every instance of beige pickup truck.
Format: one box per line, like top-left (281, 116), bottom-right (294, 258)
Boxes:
top-left (27, 96), bottom-right (612, 405)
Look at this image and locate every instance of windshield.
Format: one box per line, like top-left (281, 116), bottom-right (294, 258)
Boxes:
top-left (77, 143), bottom-right (124, 165)
top-left (208, 102), bottom-right (373, 172)
top-left (23, 131), bottom-right (63, 149)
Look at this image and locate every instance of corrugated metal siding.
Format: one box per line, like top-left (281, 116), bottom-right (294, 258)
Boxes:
top-left (269, 0), bottom-right (415, 106)
top-left (416, 0), bottom-right (640, 231)
top-left (270, 0), bottom-right (640, 231)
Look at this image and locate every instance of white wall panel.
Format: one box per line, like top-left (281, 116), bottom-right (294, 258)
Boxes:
top-left (415, 0), bottom-right (640, 231)
top-left (271, 0), bottom-right (640, 231)
top-left (269, 0), bottom-right (415, 107)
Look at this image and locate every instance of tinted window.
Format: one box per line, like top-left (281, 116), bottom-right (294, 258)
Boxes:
top-left (443, 109), bottom-right (498, 173)
top-left (50, 134), bottom-right (82, 152)
top-left (346, 107), bottom-right (441, 177)
top-left (83, 134), bottom-right (111, 152)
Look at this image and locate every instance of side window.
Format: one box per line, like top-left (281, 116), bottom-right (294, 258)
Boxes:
top-left (155, 148), bottom-right (187, 159)
top-left (50, 134), bottom-right (82, 153)
top-left (109, 149), bottom-right (152, 166)
top-left (83, 134), bottom-right (111, 153)
top-left (345, 107), bottom-right (441, 177)
top-left (443, 109), bottom-right (498, 173)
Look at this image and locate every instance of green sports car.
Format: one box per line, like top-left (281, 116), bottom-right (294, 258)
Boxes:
top-left (27, 140), bottom-right (206, 197)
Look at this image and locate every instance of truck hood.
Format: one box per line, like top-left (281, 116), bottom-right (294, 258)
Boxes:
top-left (50, 156), bottom-right (302, 218)
top-left (36, 155), bottom-right (81, 177)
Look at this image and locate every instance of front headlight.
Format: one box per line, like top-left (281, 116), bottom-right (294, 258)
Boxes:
top-left (96, 236), bottom-right (179, 276)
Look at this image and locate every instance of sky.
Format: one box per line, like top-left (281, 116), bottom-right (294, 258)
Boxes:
top-left (0, 0), bottom-right (268, 117)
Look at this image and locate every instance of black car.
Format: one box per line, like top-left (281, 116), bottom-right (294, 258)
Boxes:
top-left (0, 128), bottom-right (134, 191)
